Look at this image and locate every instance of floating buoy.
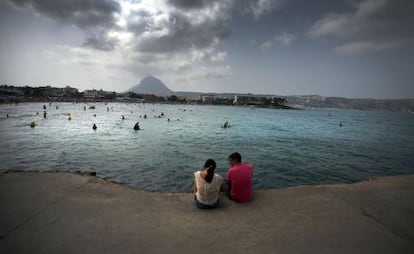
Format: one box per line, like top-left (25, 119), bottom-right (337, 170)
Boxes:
top-left (30, 121), bottom-right (36, 128)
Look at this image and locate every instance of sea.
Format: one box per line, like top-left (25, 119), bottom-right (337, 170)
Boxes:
top-left (0, 102), bottom-right (413, 192)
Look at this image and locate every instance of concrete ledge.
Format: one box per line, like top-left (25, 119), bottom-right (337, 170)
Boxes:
top-left (1, 172), bottom-right (413, 254)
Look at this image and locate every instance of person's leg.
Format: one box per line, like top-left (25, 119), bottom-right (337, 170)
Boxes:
top-left (194, 196), bottom-right (209, 209)
top-left (210, 199), bottom-right (219, 208)
top-left (194, 196), bottom-right (219, 209)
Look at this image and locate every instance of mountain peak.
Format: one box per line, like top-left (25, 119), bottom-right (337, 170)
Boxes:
top-left (127, 75), bottom-right (173, 95)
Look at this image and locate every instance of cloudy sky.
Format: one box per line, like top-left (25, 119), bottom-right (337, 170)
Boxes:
top-left (1, 0), bottom-right (413, 99)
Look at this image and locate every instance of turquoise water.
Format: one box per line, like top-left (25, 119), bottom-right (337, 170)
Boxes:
top-left (1, 102), bottom-right (413, 192)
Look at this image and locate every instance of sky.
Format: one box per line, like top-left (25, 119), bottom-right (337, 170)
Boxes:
top-left (0, 0), bottom-right (413, 99)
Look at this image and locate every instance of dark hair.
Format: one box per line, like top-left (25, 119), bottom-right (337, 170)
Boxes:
top-left (204, 159), bottom-right (216, 183)
top-left (228, 152), bottom-right (242, 163)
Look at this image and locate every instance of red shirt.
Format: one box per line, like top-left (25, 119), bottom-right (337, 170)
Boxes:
top-left (226, 163), bottom-right (254, 202)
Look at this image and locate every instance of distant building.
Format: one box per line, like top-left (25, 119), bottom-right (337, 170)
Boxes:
top-left (200, 94), bottom-right (216, 104)
top-left (63, 86), bottom-right (78, 95)
top-left (84, 89), bottom-right (98, 99)
top-left (233, 94), bottom-right (268, 105)
top-left (233, 94), bottom-right (287, 106)
top-left (0, 85), bottom-right (24, 98)
top-left (83, 89), bottom-right (116, 100)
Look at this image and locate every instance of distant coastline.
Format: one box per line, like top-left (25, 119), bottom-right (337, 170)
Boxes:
top-left (1, 84), bottom-right (413, 112)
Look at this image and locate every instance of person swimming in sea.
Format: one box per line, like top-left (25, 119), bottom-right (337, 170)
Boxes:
top-left (92, 123), bottom-right (97, 130)
top-left (133, 122), bottom-right (140, 130)
top-left (223, 121), bottom-right (230, 128)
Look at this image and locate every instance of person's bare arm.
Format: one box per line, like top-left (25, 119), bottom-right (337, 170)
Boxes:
top-left (193, 176), bottom-right (197, 193)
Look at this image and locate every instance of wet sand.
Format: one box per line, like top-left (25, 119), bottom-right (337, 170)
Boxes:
top-left (1, 172), bottom-right (413, 254)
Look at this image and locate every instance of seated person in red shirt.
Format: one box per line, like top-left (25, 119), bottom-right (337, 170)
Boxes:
top-left (226, 152), bottom-right (254, 203)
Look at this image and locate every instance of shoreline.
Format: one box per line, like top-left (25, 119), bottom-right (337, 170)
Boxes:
top-left (1, 171), bottom-right (413, 253)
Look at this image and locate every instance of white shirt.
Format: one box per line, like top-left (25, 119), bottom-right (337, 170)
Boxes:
top-left (194, 171), bottom-right (223, 205)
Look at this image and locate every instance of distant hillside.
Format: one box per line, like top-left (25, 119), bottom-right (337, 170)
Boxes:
top-left (127, 76), bottom-right (172, 95)
top-left (125, 77), bottom-right (413, 112)
top-left (285, 95), bottom-right (414, 112)
top-left (173, 93), bottom-right (414, 111)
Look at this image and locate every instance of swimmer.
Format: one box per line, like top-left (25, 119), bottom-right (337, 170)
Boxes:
top-left (133, 122), bottom-right (140, 130)
top-left (223, 121), bottom-right (230, 128)
top-left (122, 115), bottom-right (125, 120)
top-left (43, 111), bottom-right (47, 119)
top-left (92, 123), bottom-right (97, 130)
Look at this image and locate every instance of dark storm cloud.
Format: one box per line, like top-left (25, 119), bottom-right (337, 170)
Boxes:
top-left (129, 0), bottom-right (286, 53)
top-left (7, 0), bottom-right (121, 28)
top-left (126, 8), bottom-right (154, 34)
top-left (236, 0), bottom-right (286, 18)
top-left (309, 0), bottom-right (414, 39)
top-left (358, 0), bottom-right (414, 37)
top-left (6, 0), bottom-right (121, 52)
top-left (167, 0), bottom-right (212, 9)
top-left (5, 0), bottom-right (287, 54)
top-left (135, 9), bottom-right (231, 53)
top-left (82, 33), bottom-right (118, 51)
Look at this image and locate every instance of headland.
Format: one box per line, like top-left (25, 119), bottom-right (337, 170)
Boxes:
top-left (1, 171), bottom-right (413, 253)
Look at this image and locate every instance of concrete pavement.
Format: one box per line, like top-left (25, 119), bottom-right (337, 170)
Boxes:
top-left (1, 172), bottom-right (413, 254)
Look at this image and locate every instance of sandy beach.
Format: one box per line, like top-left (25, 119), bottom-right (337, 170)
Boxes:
top-left (1, 172), bottom-right (413, 254)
